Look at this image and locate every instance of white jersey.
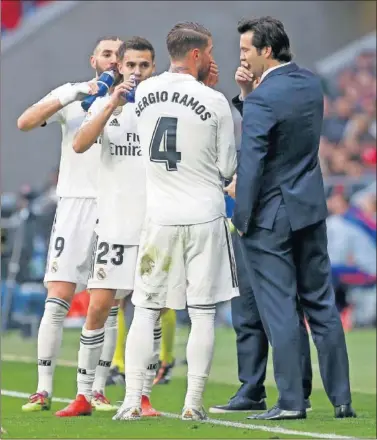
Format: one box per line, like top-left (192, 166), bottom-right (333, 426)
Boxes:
top-left (82, 96), bottom-right (146, 245)
top-left (39, 82), bottom-right (100, 198)
top-left (135, 72), bottom-right (237, 225)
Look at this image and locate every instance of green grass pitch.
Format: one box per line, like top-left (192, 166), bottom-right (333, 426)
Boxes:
top-left (1, 327), bottom-right (376, 438)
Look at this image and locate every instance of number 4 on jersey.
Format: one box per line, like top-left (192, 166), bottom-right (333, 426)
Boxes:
top-left (149, 117), bottom-right (181, 171)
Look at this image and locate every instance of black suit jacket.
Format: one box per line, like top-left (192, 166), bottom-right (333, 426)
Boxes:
top-left (232, 62), bottom-right (328, 234)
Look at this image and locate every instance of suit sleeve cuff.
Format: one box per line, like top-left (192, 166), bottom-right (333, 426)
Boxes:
top-left (231, 212), bottom-right (250, 234)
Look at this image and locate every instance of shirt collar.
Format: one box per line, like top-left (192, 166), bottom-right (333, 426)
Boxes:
top-left (260, 62), bottom-right (291, 82)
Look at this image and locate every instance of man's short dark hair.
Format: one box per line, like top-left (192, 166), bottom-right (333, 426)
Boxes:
top-left (237, 16), bottom-right (292, 62)
top-left (93, 36), bottom-right (122, 54)
top-left (118, 36), bottom-right (155, 61)
top-left (166, 22), bottom-right (211, 60)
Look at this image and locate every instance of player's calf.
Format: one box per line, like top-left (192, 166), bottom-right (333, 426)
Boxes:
top-left (92, 299), bottom-right (120, 411)
top-left (184, 306), bottom-right (216, 413)
top-left (118, 306), bottom-right (161, 413)
top-left (56, 289), bottom-right (117, 417)
top-left (22, 282), bottom-right (76, 411)
top-left (77, 289), bottom-right (115, 402)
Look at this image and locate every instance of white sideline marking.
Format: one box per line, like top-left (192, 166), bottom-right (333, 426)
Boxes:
top-left (2, 354), bottom-right (76, 367)
top-left (1, 389), bottom-right (357, 439)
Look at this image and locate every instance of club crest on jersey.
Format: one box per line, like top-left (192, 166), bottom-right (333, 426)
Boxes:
top-left (97, 267), bottom-right (106, 280)
top-left (112, 106), bottom-right (122, 116)
top-left (51, 260), bottom-right (58, 273)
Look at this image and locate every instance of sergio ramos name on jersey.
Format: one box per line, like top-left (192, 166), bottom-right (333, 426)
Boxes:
top-left (135, 90), bottom-right (212, 121)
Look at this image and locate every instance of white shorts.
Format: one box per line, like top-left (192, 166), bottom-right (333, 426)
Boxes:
top-left (132, 217), bottom-right (239, 310)
top-left (87, 236), bottom-right (138, 300)
top-left (44, 197), bottom-right (97, 287)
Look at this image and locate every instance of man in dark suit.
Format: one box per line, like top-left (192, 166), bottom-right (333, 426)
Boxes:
top-left (231, 16), bottom-right (355, 420)
top-left (209, 76), bottom-right (313, 415)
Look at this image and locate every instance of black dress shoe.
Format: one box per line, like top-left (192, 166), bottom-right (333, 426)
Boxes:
top-left (334, 404), bottom-right (357, 418)
top-left (247, 406), bottom-right (306, 420)
top-left (209, 396), bottom-right (267, 413)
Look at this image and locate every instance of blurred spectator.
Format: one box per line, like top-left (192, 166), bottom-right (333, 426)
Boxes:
top-left (320, 49), bottom-right (376, 180)
top-left (1, 171), bottom-right (58, 285)
top-left (327, 189), bottom-right (376, 327)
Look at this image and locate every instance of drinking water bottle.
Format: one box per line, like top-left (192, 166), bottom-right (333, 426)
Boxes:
top-left (123, 74), bottom-right (138, 103)
top-left (81, 69), bottom-right (116, 111)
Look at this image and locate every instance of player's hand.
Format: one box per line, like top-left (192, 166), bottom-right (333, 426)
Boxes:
top-left (108, 79), bottom-right (135, 108)
top-left (203, 61), bottom-right (219, 88)
top-left (224, 174), bottom-right (237, 200)
top-left (235, 62), bottom-right (256, 99)
top-left (57, 81), bottom-right (99, 107)
top-left (74, 80), bottom-right (99, 101)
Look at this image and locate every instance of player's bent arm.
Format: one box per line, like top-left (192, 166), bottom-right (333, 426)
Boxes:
top-left (73, 102), bottom-right (116, 153)
top-left (18, 82), bottom-right (95, 132)
top-left (17, 98), bottom-right (63, 131)
top-left (216, 97), bottom-right (237, 180)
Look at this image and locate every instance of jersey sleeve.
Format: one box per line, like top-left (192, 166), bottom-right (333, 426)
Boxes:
top-left (36, 83), bottom-right (72, 126)
top-left (215, 95), bottom-right (237, 179)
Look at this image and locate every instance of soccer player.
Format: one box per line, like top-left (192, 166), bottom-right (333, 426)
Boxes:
top-left (114, 22), bottom-right (238, 421)
top-left (56, 37), bottom-right (161, 418)
top-left (17, 36), bottom-right (123, 412)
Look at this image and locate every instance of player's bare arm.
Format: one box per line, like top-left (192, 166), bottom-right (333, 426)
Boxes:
top-left (17, 81), bottom-right (98, 131)
top-left (73, 80), bottom-right (134, 154)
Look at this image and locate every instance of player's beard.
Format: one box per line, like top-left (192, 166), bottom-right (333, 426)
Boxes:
top-left (197, 62), bottom-right (211, 83)
top-left (95, 61), bottom-right (120, 82)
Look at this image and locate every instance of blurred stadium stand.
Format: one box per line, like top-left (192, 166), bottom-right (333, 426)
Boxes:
top-left (1, 2), bottom-right (375, 336)
top-left (1, 0), bottom-right (53, 34)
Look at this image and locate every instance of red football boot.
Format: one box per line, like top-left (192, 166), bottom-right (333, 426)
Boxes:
top-left (141, 395), bottom-right (161, 417)
top-left (55, 394), bottom-right (92, 417)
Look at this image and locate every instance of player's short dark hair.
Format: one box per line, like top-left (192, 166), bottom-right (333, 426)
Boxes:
top-left (166, 22), bottom-right (211, 60)
top-left (93, 36), bottom-right (122, 53)
top-left (118, 37), bottom-right (155, 62)
top-left (237, 16), bottom-right (292, 62)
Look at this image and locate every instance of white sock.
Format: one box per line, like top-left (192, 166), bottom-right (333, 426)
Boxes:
top-left (77, 326), bottom-right (105, 401)
top-left (142, 318), bottom-right (162, 398)
top-left (37, 298), bottom-right (69, 395)
top-left (92, 306), bottom-right (118, 394)
top-left (184, 306), bottom-right (216, 409)
top-left (123, 306), bottom-right (160, 408)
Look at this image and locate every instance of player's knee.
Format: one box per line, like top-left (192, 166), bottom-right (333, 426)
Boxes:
top-left (43, 297), bottom-right (70, 324)
top-left (47, 281), bottom-right (75, 304)
top-left (87, 300), bottom-right (110, 326)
